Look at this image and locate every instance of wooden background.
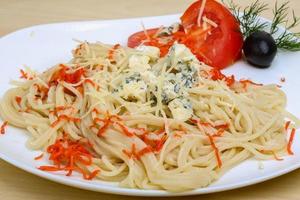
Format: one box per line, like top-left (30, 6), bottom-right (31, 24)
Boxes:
top-left (0, 0), bottom-right (299, 199)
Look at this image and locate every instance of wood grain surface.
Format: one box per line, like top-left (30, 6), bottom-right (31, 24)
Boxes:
top-left (0, 0), bottom-right (299, 199)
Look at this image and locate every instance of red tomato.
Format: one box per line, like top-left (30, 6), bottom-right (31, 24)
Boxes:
top-left (127, 0), bottom-right (243, 69)
top-left (127, 28), bottom-right (159, 49)
top-left (180, 0), bottom-right (243, 69)
top-left (127, 28), bottom-right (185, 56)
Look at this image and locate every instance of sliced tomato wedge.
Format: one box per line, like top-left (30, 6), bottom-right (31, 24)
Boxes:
top-left (127, 0), bottom-right (243, 69)
top-left (180, 0), bottom-right (243, 69)
top-left (127, 28), bottom-right (159, 49)
top-left (127, 28), bottom-right (185, 56)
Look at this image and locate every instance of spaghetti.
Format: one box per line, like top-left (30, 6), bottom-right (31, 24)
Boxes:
top-left (0, 42), bottom-right (299, 192)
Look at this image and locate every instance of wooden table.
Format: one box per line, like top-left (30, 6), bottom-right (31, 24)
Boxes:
top-left (0, 0), bottom-right (300, 199)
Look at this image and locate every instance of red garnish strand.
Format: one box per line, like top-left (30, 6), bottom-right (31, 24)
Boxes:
top-left (84, 79), bottom-right (100, 91)
top-left (74, 44), bottom-right (84, 56)
top-left (50, 115), bottom-right (81, 127)
top-left (115, 122), bottom-right (134, 137)
top-left (34, 153), bottom-right (44, 160)
top-left (15, 96), bottom-right (22, 106)
top-left (272, 152), bottom-right (284, 161)
top-left (174, 133), bottom-right (183, 138)
top-left (240, 79), bottom-right (263, 89)
top-left (38, 166), bottom-right (61, 171)
top-left (93, 117), bottom-right (106, 124)
top-left (285, 121), bottom-right (291, 131)
top-left (212, 129), bottom-right (225, 137)
top-left (94, 114), bottom-right (121, 137)
top-left (287, 128), bottom-right (296, 155)
top-left (136, 146), bottom-right (153, 159)
top-left (280, 77), bottom-right (286, 83)
top-left (214, 123), bottom-right (229, 130)
top-left (49, 64), bottom-right (86, 86)
top-left (178, 124), bottom-right (187, 132)
top-left (153, 127), bottom-right (165, 135)
top-left (122, 143), bottom-right (137, 159)
top-left (154, 135), bottom-right (167, 152)
top-left (189, 118), bottom-right (199, 124)
top-left (191, 118), bottom-right (222, 167)
top-left (207, 134), bottom-right (222, 168)
top-left (0, 121), bottom-right (8, 134)
top-left (85, 169), bottom-right (100, 180)
top-left (20, 69), bottom-right (28, 79)
top-left (261, 150), bottom-right (284, 161)
top-left (209, 69), bottom-right (235, 87)
top-left (123, 144), bottom-right (153, 160)
top-left (33, 84), bottom-right (49, 100)
top-left (38, 138), bottom-right (99, 180)
top-left (199, 122), bottom-right (212, 127)
top-left (92, 108), bottom-right (101, 115)
top-left (191, 118), bottom-right (228, 131)
top-left (108, 44), bottom-right (121, 62)
top-left (97, 119), bottom-right (111, 136)
top-left (55, 106), bottom-right (74, 113)
top-left (225, 75), bottom-right (235, 86)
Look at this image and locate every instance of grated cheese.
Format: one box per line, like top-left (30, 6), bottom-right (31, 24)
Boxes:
top-left (197, 0), bottom-right (207, 27)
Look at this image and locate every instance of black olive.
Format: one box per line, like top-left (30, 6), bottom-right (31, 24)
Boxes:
top-left (243, 31), bottom-right (277, 68)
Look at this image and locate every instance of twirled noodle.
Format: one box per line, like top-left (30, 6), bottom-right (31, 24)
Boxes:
top-left (0, 42), bottom-right (298, 192)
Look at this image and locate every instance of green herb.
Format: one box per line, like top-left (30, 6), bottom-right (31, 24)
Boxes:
top-left (225, 0), bottom-right (268, 37)
top-left (224, 0), bottom-right (300, 51)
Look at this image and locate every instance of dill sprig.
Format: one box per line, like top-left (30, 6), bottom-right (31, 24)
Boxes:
top-left (225, 0), bottom-right (268, 37)
top-left (271, 2), bottom-right (300, 51)
top-left (224, 0), bottom-right (300, 51)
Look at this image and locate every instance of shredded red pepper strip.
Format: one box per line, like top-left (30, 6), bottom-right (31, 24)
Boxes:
top-left (287, 128), bottom-right (296, 155)
top-left (38, 166), bottom-right (62, 171)
top-left (84, 79), bottom-right (100, 90)
top-left (50, 115), bottom-right (81, 127)
top-left (122, 143), bottom-right (137, 159)
top-left (115, 122), bottom-right (135, 137)
top-left (272, 152), bottom-right (284, 161)
top-left (154, 135), bottom-right (167, 152)
top-left (38, 138), bottom-right (99, 180)
top-left (136, 146), bottom-right (153, 159)
top-left (240, 79), bottom-right (263, 89)
top-left (92, 108), bottom-right (101, 114)
top-left (108, 44), bottom-right (121, 62)
top-left (95, 114), bottom-right (121, 136)
top-left (190, 119), bottom-right (222, 168)
top-left (123, 144), bottom-right (153, 160)
top-left (15, 96), bottom-right (22, 106)
top-left (285, 121), bottom-right (291, 131)
top-left (0, 121), bottom-right (8, 134)
top-left (20, 69), bottom-right (28, 79)
top-left (34, 153), bottom-right (44, 160)
top-left (207, 134), bottom-right (222, 168)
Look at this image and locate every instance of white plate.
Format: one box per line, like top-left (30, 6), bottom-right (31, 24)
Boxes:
top-left (0, 14), bottom-right (299, 197)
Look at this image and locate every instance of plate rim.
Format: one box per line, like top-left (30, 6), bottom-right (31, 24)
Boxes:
top-left (0, 14), bottom-right (299, 197)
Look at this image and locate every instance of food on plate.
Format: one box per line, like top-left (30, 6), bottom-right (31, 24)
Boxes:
top-left (128, 0), bottom-right (244, 69)
top-left (0, 41), bottom-right (299, 192)
top-left (227, 0), bottom-right (300, 67)
top-left (129, 0), bottom-right (300, 69)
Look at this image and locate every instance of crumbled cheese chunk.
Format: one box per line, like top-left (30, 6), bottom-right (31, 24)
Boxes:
top-left (136, 45), bottom-right (160, 60)
top-left (167, 43), bottom-right (198, 66)
top-left (168, 98), bottom-right (192, 121)
top-left (129, 55), bottom-right (151, 72)
top-left (141, 70), bottom-right (158, 87)
top-left (117, 74), bottom-right (147, 102)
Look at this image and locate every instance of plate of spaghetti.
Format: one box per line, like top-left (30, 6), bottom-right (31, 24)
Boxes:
top-left (0, 0), bottom-right (300, 197)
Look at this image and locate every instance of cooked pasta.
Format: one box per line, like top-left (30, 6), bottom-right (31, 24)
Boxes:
top-left (0, 42), bottom-right (298, 192)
